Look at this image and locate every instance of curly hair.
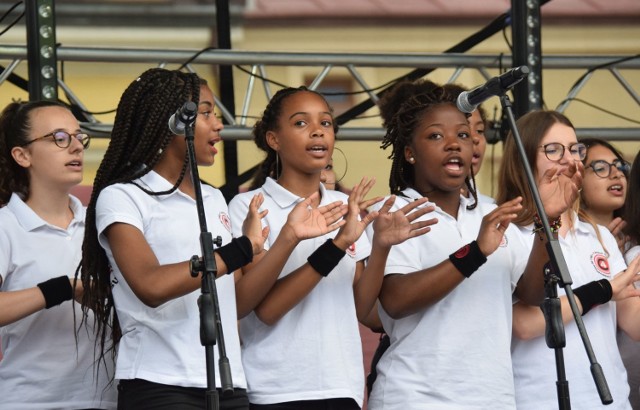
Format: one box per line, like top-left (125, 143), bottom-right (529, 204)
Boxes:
top-left (0, 100), bottom-right (68, 206)
top-left (248, 86), bottom-right (338, 190)
top-left (79, 68), bottom-right (203, 369)
top-left (379, 81), bottom-right (477, 208)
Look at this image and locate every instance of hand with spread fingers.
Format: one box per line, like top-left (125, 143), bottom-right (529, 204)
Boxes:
top-left (284, 191), bottom-right (348, 241)
top-left (607, 217), bottom-right (629, 254)
top-left (333, 177), bottom-right (379, 250)
top-left (538, 160), bottom-right (583, 219)
top-left (370, 195), bottom-right (437, 248)
top-left (242, 192), bottom-right (271, 256)
top-left (476, 197), bottom-right (523, 256)
top-left (610, 255), bottom-right (640, 302)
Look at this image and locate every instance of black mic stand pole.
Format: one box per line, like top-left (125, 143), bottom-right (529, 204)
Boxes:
top-left (182, 115), bottom-right (234, 410)
top-left (500, 94), bottom-right (613, 409)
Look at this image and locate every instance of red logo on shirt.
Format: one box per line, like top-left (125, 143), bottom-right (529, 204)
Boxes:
top-left (347, 243), bottom-right (356, 258)
top-left (591, 252), bottom-right (611, 277)
top-left (219, 212), bottom-right (232, 233)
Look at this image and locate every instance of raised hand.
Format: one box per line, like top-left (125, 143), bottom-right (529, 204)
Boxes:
top-left (333, 177), bottom-right (379, 250)
top-left (538, 161), bottom-right (583, 219)
top-left (284, 192), bottom-right (348, 241)
top-left (611, 255), bottom-right (640, 301)
top-left (371, 196), bottom-right (437, 248)
top-left (476, 197), bottom-right (523, 256)
top-left (607, 217), bottom-right (629, 253)
top-left (242, 193), bottom-right (270, 256)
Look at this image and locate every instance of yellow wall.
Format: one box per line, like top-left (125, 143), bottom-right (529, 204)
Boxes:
top-left (2, 22), bottom-right (639, 197)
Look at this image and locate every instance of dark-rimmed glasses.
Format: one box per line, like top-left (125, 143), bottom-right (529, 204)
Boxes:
top-left (539, 142), bottom-right (586, 161)
top-left (22, 131), bottom-right (90, 149)
top-left (586, 159), bottom-right (630, 178)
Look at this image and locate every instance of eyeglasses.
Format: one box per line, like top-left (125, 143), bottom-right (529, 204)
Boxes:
top-left (586, 159), bottom-right (630, 178)
top-left (22, 131), bottom-right (90, 149)
top-left (539, 142), bottom-right (586, 162)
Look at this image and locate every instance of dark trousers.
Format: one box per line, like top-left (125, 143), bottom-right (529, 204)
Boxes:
top-left (250, 398), bottom-right (359, 410)
top-left (117, 378), bottom-right (249, 410)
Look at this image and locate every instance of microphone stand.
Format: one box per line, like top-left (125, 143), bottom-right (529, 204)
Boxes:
top-left (500, 94), bottom-right (612, 409)
top-left (182, 116), bottom-right (234, 410)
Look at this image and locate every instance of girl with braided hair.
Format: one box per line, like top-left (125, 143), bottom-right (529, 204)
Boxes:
top-left (80, 69), bottom-right (347, 409)
top-left (228, 86), bottom-right (435, 409)
top-left (0, 101), bottom-right (116, 408)
top-left (366, 82), bottom-right (578, 409)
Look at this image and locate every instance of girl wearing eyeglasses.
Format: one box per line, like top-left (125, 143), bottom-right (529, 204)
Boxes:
top-left (498, 111), bottom-right (640, 410)
top-left (580, 139), bottom-right (639, 409)
top-left (580, 138), bottom-right (630, 252)
top-left (0, 101), bottom-right (116, 409)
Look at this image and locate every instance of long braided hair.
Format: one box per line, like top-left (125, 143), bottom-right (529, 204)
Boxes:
top-left (79, 68), bottom-right (202, 364)
top-left (249, 86), bottom-right (339, 190)
top-left (0, 100), bottom-right (68, 206)
top-left (380, 81), bottom-right (478, 209)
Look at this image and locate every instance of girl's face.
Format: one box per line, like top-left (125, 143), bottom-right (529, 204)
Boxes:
top-left (469, 109), bottom-right (487, 175)
top-left (535, 122), bottom-right (581, 182)
top-left (12, 106), bottom-right (85, 189)
top-left (581, 144), bottom-right (627, 214)
top-left (406, 103), bottom-right (472, 196)
top-left (194, 84), bottom-right (224, 166)
top-left (267, 91), bottom-right (335, 176)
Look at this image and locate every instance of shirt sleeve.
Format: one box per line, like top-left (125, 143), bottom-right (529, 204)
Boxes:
top-left (625, 245), bottom-right (640, 265)
top-left (599, 226), bottom-right (627, 277)
top-left (0, 228), bottom-right (10, 287)
top-left (95, 185), bottom-right (145, 251)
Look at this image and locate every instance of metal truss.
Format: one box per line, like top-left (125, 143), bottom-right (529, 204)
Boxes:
top-left (1, 44), bottom-right (639, 141)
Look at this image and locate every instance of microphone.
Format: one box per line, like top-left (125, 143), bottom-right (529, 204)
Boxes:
top-left (168, 101), bottom-right (198, 135)
top-left (456, 66), bottom-right (530, 113)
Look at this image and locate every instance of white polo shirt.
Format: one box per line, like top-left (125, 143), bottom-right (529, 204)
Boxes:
top-left (0, 193), bottom-right (116, 410)
top-left (626, 245), bottom-right (640, 265)
top-left (228, 177), bottom-right (371, 406)
top-left (367, 188), bottom-right (529, 410)
top-left (96, 171), bottom-right (245, 389)
top-left (512, 215), bottom-right (631, 410)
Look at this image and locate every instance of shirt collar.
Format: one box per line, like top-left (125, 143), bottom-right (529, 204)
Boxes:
top-left (400, 187), bottom-right (469, 212)
top-left (7, 192), bottom-right (85, 232)
top-left (135, 170), bottom-right (212, 201)
top-left (572, 211), bottom-right (592, 235)
top-left (262, 177), bottom-right (329, 209)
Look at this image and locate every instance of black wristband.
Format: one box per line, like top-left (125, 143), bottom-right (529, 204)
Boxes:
top-left (573, 279), bottom-right (613, 315)
top-left (449, 240), bottom-right (487, 278)
top-left (37, 276), bottom-right (73, 309)
top-left (216, 236), bottom-right (254, 274)
top-left (308, 239), bottom-right (346, 277)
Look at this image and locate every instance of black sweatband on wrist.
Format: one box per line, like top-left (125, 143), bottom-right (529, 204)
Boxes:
top-left (307, 239), bottom-right (346, 277)
top-left (449, 241), bottom-right (487, 278)
top-left (216, 236), bottom-right (254, 274)
top-left (37, 276), bottom-right (73, 309)
top-left (573, 279), bottom-right (613, 315)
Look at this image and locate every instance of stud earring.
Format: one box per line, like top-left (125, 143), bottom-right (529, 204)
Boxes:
top-left (408, 157), bottom-right (415, 164)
